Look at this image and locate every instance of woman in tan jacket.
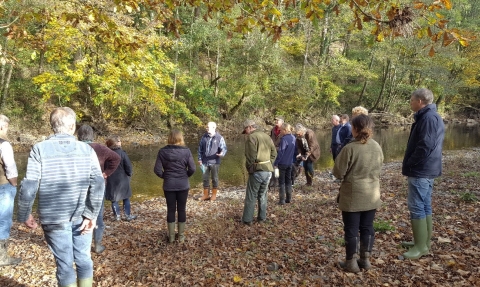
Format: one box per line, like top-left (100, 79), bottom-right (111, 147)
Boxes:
top-left (333, 114), bottom-right (384, 273)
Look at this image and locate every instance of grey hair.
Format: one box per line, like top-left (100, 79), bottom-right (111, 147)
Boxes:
top-left (411, 88), bottom-right (434, 104)
top-left (77, 124), bottom-right (94, 142)
top-left (295, 123), bottom-right (307, 133)
top-left (0, 115), bottom-right (10, 129)
top-left (50, 107), bottom-right (76, 135)
top-left (332, 115), bottom-right (340, 121)
top-left (207, 122), bottom-right (217, 129)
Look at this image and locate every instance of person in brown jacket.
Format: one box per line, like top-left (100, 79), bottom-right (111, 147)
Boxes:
top-left (333, 115), bottom-right (384, 273)
top-left (77, 125), bottom-right (121, 254)
top-left (295, 123), bottom-right (320, 186)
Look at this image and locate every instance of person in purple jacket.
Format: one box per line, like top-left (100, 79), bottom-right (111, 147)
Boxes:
top-left (154, 130), bottom-right (196, 243)
top-left (273, 123), bottom-right (296, 205)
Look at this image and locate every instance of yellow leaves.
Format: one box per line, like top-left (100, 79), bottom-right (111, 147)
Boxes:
top-left (442, 0), bottom-right (452, 10)
top-left (233, 275), bottom-right (243, 283)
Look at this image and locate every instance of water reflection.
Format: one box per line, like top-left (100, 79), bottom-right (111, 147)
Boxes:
top-left (15, 124), bottom-right (480, 202)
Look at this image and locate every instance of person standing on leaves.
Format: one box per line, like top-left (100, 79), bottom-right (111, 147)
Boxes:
top-left (269, 116), bottom-right (284, 189)
top-left (77, 124), bottom-right (120, 254)
top-left (105, 136), bottom-right (138, 222)
top-left (273, 123), bottom-right (296, 205)
top-left (198, 122), bottom-right (227, 201)
top-left (154, 130), bottom-right (196, 243)
top-left (295, 124), bottom-right (320, 186)
top-left (0, 115), bottom-right (21, 267)
top-left (333, 115), bottom-right (383, 273)
top-left (241, 119), bottom-right (277, 225)
top-left (330, 115), bottom-right (342, 161)
top-left (17, 107), bottom-right (105, 287)
top-left (401, 88), bottom-right (445, 260)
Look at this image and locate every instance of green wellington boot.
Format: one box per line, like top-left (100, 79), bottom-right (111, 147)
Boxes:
top-left (167, 222), bottom-right (176, 243)
top-left (178, 222), bottom-right (186, 243)
top-left (403, 218), bottom-right (429, 259)
top-left (401, 215), bottom-right (432, 250)
top-left (78, 277), bottom-right (93, 287)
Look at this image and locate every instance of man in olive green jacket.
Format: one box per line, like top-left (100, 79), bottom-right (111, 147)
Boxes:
top-left (241, 119), bottom-right (277, 225)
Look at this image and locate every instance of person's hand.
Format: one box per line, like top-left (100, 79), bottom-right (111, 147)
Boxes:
top-left (24, 214), bottom-right (38, 229)
top-left (198, 160), bottom-right (202, 165)
top-left (102, 172), bottom-right (107, 179)
top-left (80, 218), bottom-right (96, 235)
top-left (216, 153), bottom-right (223, 157)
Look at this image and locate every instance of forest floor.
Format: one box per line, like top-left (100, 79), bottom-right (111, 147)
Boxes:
top-left (1, 149), bottom-right (480, 286)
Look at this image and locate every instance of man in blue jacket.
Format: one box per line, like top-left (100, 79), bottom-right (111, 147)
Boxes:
top-left (198, 122), bottom-right (227, 201)
top-left (401, 88), bottom-right (445, 260)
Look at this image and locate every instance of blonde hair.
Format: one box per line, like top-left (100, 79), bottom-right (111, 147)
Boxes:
top-left (168, 129), bottom-right (185, 146)
top-left (352, 106), bottom-right (368, 118)
top-left (281, 123), bottom-right (293, 134)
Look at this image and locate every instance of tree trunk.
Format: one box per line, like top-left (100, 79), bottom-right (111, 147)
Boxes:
top-left (371, 59), bottom-right (391, 112)
top-left (0, 64), bottom-right (13, 110)
top-left (357, 53), bottom-right (375, 106)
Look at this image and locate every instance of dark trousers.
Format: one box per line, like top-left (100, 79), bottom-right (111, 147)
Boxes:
top-left (111, 198), bottom-right (131, 216)
top-left (303, 158), bottom-right (314, 185)
top-left (342, 209), bottom-right (376, 259)
top-left (332, 144), bottom-right (342, 161)
top-left (164, 189), bottom-right (189, 223)
top-left (278, 164), bottom-right (292, 186)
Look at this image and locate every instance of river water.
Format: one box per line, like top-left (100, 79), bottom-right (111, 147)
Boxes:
top-left (14, 124), bottom-right (480, 201)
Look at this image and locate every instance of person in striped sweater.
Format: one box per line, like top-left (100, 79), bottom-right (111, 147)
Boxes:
top-left (17, 107), bottom-right (105, 287)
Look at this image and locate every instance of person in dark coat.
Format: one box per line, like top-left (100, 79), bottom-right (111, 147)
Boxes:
top-left (77, 125), bottom-right (120, 254)
top-left (401, 88), bottom-right (445, 260)
top-left (295, 123), bottom-right (320, 186)
top-left (154, 130), bottom-right (196, 243)
top-left (105, 135), bottom-right (137, 222)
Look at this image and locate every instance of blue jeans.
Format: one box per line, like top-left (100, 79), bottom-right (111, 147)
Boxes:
top-left (42, 218), bottom-right (93, 286)
top-left (202, 164), bottom-right (220, 188)
top-left (303, 158), bottom-right (314, 184)
top-left (407, 177), bottom-right (434, 219)
top-left (111, 198), bottom-right (131, 216)
top-left (242, 171), bottom-right (271, 223)
top-left (0, 183), bottom-right (16, 240)
top-left (93, 199), bottom-right (105, 244)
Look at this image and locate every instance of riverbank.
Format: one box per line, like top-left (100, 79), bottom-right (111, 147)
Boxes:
top-left (1, 148), bottom-right (479, 286)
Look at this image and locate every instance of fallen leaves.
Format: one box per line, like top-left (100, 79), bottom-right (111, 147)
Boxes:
top-left (1, 149), bottom-right (479, 286)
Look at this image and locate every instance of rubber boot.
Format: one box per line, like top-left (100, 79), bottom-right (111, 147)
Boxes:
top-left (78, 277), bottom-right (93, 287)
top-left (402, 215), bottom-right (432, 250)
top-left (339, 256), bottom-right (361, 273)
top-left (403, 218), bottom-right (429, 259)
top-left (199, 188), bottom-right (210, 201)
top-left (167, 222), bottom-right (176, 243)
top-left (93, 241), bottom-right (105, 254)
top-left (286, 185), bottom-right (293, 203)
top-left (178, 222), bottom-right (186, 243)
top-left (61, 283), bottom-right (77, 287)
top-left (278, 184), bottom-right (286, 205)
top-left (210, 188), bottom-right (218, 201)
top-left (358, 235), bottom-right (373, 270)
top-left (0, 239), bottom-right (21, 267)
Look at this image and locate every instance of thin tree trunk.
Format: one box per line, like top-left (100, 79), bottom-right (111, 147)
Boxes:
top-left (357, 53), bottom-right (375, 106)
top-left (0, 64), bottom-right (13, 110)
top-left (371, 59), bottom-right (391, 112)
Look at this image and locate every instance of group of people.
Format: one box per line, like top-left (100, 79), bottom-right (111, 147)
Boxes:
top-left (0, 88), bottom-right (445, 285)
top-left (238, 88), bottom-right (444, 274)
top-left (0, 108), bottom-right (138, 287)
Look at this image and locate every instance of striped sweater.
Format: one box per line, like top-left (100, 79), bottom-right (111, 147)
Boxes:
top-left (17, 134), bottom-right (105, 224)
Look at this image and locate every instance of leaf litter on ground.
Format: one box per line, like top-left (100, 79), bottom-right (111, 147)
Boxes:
top-left (1, 148), bottom-right (480, 286)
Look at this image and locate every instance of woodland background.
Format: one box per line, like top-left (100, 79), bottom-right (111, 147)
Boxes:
top-left (0, 0), bottom-right (479, 132)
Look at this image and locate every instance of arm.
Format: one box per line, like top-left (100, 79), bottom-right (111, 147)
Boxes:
top-left (197, 137), bottom-right (204, 164)
top-left (82, 151), bottom-right (105, 221)
top-left (186, 150), bottom-right (196, 177)
top-left (153, 150), bottom-right (164, 178)
top-left (103, 147), bottom-right (121, 177)
top-left (273, 138), bottom-right (286, 166)
top-left (217, 136), bottom-right (227, 157)
top-left (245, 135), bottom-right (258, 168)
top-left (17, 146), bottom-right (42, 226)
top-left (332, 147), bottom-right (350, 180)
top-left (122, 150), bottom-right (133, 177)
top-left (270, 138), bottom-right (277, 163)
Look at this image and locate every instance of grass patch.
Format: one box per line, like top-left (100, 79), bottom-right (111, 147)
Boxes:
top-left (374, 219), bottom-right (395, 232)
top-left (459, 192), bottom-right (478, 202)
top-left (462, 171), bottom-right (480, 178)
